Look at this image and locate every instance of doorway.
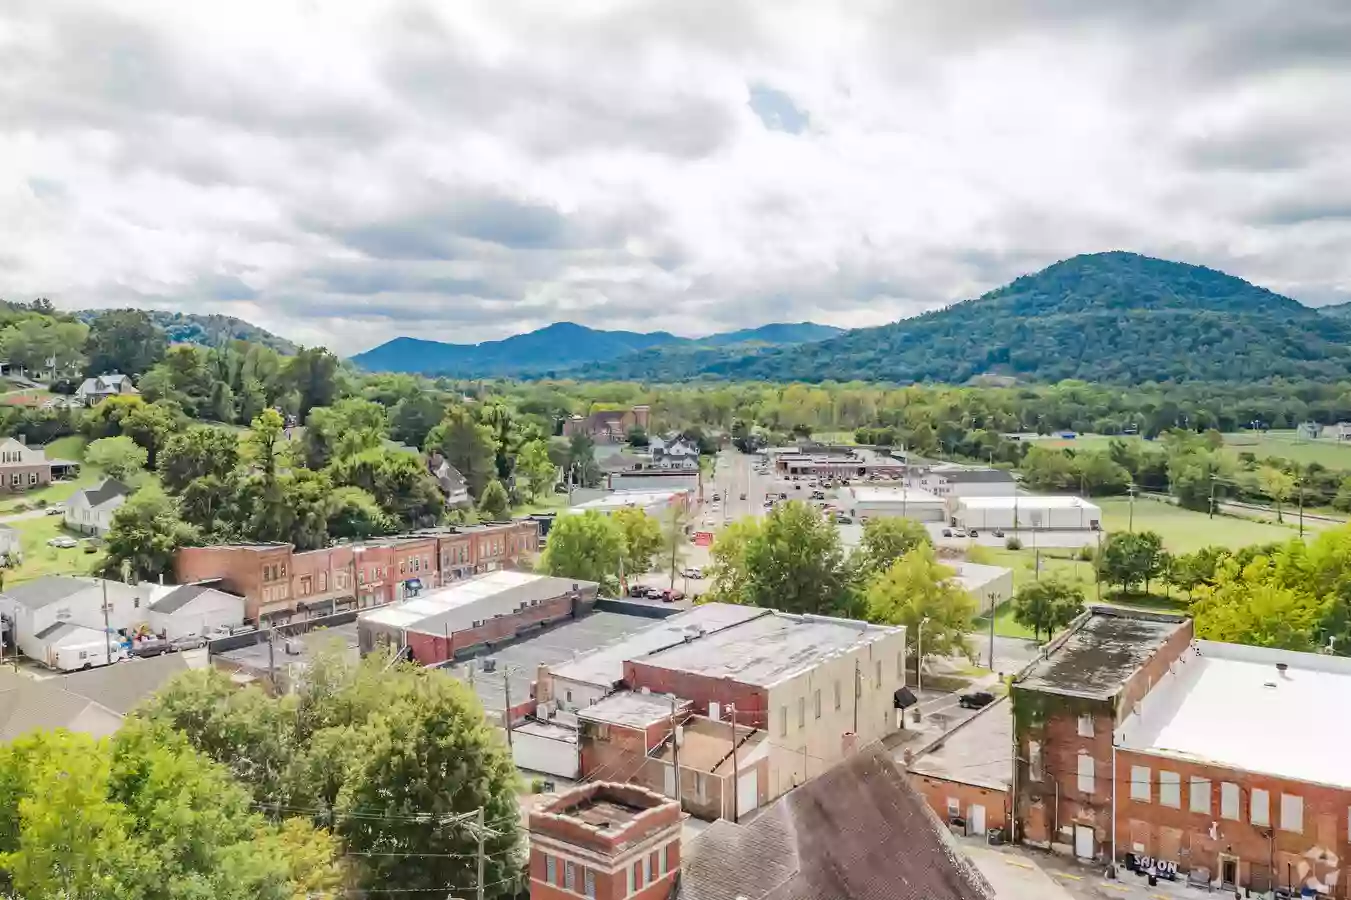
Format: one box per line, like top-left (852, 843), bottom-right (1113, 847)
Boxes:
top-left (967, 804), bottom-right (986, 837)
top-left (1219, 855), bottom-right (1238, 889)
top-left (1074, 825), bottom-right (1095, 860)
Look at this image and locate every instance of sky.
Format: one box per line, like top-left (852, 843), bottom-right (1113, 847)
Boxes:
top-left (3, 0), bottom-right (1350, 355)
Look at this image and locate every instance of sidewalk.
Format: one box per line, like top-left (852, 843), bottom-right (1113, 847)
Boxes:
top-left (959, 837), bottom-right (1217, 900)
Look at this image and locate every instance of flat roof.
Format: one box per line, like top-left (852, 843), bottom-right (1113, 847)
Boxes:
top-left (1018, 607), bottom-right (1188, 700)
top-left (1119, 641), bottom-right (1351, 789)
top-left (951, 562), bottom-right (1013, 593)
top-left (653, 716), bottom-right (763, 774)
top-left (361, 571), bottom-right (593, 634)
top-left (572, 490), bottom-right (686, 510)
top-left (851, 487), bottom-right (944, 505)
top-left (956, 495), bottom-right (1100, 511)
top-left (638, 612), bottom-right (900, 688)
top-left (909, 699), bottom-right (1013, 791)
top-left (548, 604), bottom-right (768, 689)
top-left (219, 622), bottom-right (359, 670)
top-left (578, 690), bottom-right (681, 729)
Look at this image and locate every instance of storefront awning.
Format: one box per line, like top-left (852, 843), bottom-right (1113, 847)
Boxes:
top-left (893, 687), bottom-right (918, 710)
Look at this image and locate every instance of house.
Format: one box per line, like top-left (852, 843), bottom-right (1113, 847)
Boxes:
top-left (649, 434), bottom-right (700, 471)
top-left (0, 576), bottom-right (150, 664)
top-left (528, 751), bottom-right (996, 900)
top-left (0, 524), bottom-right (20, 562)
top-left (0, 437), bottom-right (53, 493)
top-left (427, 452), bottom-right (471, 508)
top-left (1337, 422), bottom-right (1351, 442)
top-left (74, 373), bottom-right (139, 407)
top-left (561, 405), bottom-right (650, 442)
top-left (1297, 421), bottom-right (1321, 440)
top-left (64, 477), bottom-right (131, 535)
top-left (145, 582), bottom-right (246, 640)
top-left (908, 697), bottom-right (1013, 839)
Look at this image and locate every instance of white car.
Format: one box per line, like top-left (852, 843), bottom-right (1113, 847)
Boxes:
top-left (44, 504), bottom-right (64, 516)
top-left (682, 567), bottom-right (703, 579)
top-left (47, 536), bottom-right (78, 549)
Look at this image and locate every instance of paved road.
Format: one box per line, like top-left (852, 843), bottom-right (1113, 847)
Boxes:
top-left (968, 633), bottom-right (1042, 677)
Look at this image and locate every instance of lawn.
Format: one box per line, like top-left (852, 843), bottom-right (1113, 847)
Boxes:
top-left (1095, 496), bottom-right (1294, 552)
top-left (0, 436), bottom-right (100, 515)
top-left (1221, 429), bottom-right (1351, 468)
top-left (514, 492), bottom-right (570, 517)
top-left (4, 515), bottom-right (100, 585)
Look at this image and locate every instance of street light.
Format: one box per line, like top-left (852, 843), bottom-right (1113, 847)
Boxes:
top-left (914, 616), bottom-right (931, 723)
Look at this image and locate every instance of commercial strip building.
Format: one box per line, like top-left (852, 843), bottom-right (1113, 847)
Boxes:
top-left (846, 486), bottom-right (947, 522)
top-left (951, 494), bottom-right (1103, 530)
top-left (528, 750), bottom-right (995, 900)
top-left (1010, 606), bottom-right (1351, 897)
top-left (908, 464), bottom-right (1018, 498)
top-left (565, 488), bottom-right (693, 519)
top-left (175, 520), bottom-right (540, 624)
top-left (773, 451), bottom-right (905, 480)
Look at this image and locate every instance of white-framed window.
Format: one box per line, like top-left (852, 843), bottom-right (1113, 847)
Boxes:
top-left (545, 855), bottom-right (556, 885)
top-left (564, 861), bottom-right (575, 891)
top-left (1130, 766), bottom-right (1151, 802)
top-left (1221, 782), bottom-right (1240, 820)
top-left (779, 706), bottom-right (787, 737)
top-left (627, 863), bottom-right (635, 895)
top-left (1159, 771), bottom-right (1181, 808)
top-left (947, 797), bottom-right (961, 818)
top-left (1028, 741), bottom-right (1042, 781)
top-left (28, 472), bottom-right (37, 485)
top-left (1190, 777), bottom-right (1211, 814)
top-left (834, 680), bottom-right (841, 710)
top-left (1251, 788), bottom-right (1270, 826)
top-left (584, 868), bottom-right (595, 898)
top-left (813, 689), bottom-right (821, 719)
top-left (1077, 714), bottom-right (1094, 738)
top-left (660, 844), bottom-right (668, 874)
top-left (797, 697), bottom-right (804, 729)
top-left (1077, 752), bottom-right (1095, 794)
top-left (1281, 794), bottom-right (1303, 833)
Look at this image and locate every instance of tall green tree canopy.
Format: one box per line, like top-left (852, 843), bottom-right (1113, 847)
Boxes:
top-left (1011, 577), bottom-right (1084, 643)
top-left (862, 543), bottom-right (976, 659)
top-left (539, 510), bottom-right (624, 589)
top-left (84, 309), bottom-right (167, 377)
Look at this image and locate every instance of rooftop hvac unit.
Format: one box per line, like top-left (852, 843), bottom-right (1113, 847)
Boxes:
top-left (482, 658), bottom-right (498, 673)
top-left (283, 639), bottom-right (302, 656)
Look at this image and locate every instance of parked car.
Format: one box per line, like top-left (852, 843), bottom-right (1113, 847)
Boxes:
top-left (682, 566), bottom-right (703, 579)
top-left (952, 529), bottom-right (968, 538)
top-left (992, 529), bottom-right (1005, 538)
top-left (836, 515), bottom-right (854, 524)
top-left (662, 589), bottom-right (685, 603)
top-left (131, 638), bottom-right (173, 659)
top-left (739, 492), bottom-right (747, 500)
top-left (969, 529), bottom-right (980, 538)
top-left (628, 584), bottom-right (650, 598)
top-left (712, 493), bottom-right (721, 501)
top-left (942, 528), bottom-right (952, 537)
top-left (47, 536), bottom-right (77, 549)
top-left (171, 634), bottom-right (208, 651)
top-left (779, 492), bottom-right (788, 500)
top-left (645, 587), bottom-right (663, 600)
top-left (959, 691), bottom-right (997, 710)
top-left (44, 504), bottom-right (64, 516)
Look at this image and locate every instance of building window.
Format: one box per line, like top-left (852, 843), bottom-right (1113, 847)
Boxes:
top-left (661, 844), bottom-right (668, 874)
top-left (627, 863), bottom-right (635, 895)
top-left (896, 650), bottom-right (904, 679)
top-left (1077, 714), bottom-right (1093, 738)
top-left (1251, 788), bottom-right (1270, 826)
top-left (584, 868), bottom-right (595, 898)
top-left (1076, 752), bottom-right (1094, 794)
top-left (1281, 794), bottom-right (1303, 833)
top-left (545, 855), bottom-right (555, 885)
top-left (28, 472), bottom-right (37, 485)
top-left (564, 861), bottom-right (575, 891)
top-left (1130, 766), bottom-right (1150, 802)
top-left (646, 854), bottom-right (653, 885)
top-left (946, 797), bottom-right (961, 818)
top-left (779, 706), bottom-right (787, 737)
top-left (1190, 777), bottom-right (1211, 814)
top-left (1028, 741), bottom-right (1042, 781)
top-left (633, 861), bottom-right (643, 889)
top-left (1221, 782), bottom-right (1240, 820)
top-left (813, 689), bottom-right (821, 719)
top-left (1159, 771), bottom-right (1181, 808)
top-left (133, 597), bottom-right (140, 609)
top-left (797, 697), bottom-right (805, 729)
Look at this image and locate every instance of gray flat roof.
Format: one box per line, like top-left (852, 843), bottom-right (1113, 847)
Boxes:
top-left (908, 699), bottom-right (1013, 791)
top-left (638, 612), bottom-right (899, 688)
top-left (218, 622), bottom-right (359, 670)
top-left (440, 610), bottom-right (658, 712)
top-left (363, 572), bottom-right (596, 636)
top-left (1018, 607), bottom-right (1188, 700)
top-left (578, 690), bottom-right (680, 728)
top-left (547, 604), bottom-right (769, 689)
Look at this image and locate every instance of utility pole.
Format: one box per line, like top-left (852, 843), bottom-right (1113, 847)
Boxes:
top-left (852, 660), bottom-right (860, 734)
top-left (267, 629), bottom-right (276, 691)
top-left (729, 703), bottom-right (739, 823)
top-left (503, 671), bottom-right (513, 748)
top-left (987, 594), bottom-right (996, 670)
top-left (1208, 475), bottom-right (1217, 519)
top-left (101, 578), bottom-right (112, 663)
top-left (1127, 482), bottom-right (1136, 532)
top-left (1298, 475), bottom-right (1306, 539)
top-left (669, 694), bottom-right (681, 804)
top-left (475, 806), bottom-right (486, 900)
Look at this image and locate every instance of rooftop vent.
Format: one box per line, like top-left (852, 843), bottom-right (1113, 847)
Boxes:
top-left (1263, 681), bottom-right (1277, 689)
top-left (1276, 662), bottom-right (1289, 673)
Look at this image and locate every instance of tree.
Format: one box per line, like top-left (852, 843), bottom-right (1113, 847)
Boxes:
top-left (1097, 530), bottom-right (1168, 594)
top-left (566, 432), bottom-right (602, 488)
top-left (1191, 557), bottom-right (1330, 651)
top-left (1011, 577), bottom-right (1084, 642)
top-left (159, 425), bottom-right (241, 493)
top-left (1166, 546), bottom-right (1229, 598)
top-left (428, 406), bottom-right (497, 499)
top-left (389, 393), bottom-right (443, 448)
top-left (741, 502), bottom-right (848, 616)
top-left (137, 654), bottom-right (523, 897)
top-left (660, 502), bottom-right (691, 591)
top-left (246, 408), bottom-right (286, 481)
top-left (101, 486), bottom-right (199, 581)
top-left (1257, 465), bottom-right (1295, 523)
top-left (539, 510), bottom-right (624, 590)
top-left (82, 394), bottom-right (146, 440)
top-left (627, 426), bottom-right (650, 448)
top-left (1333, 477), bottom-right (1351, 513)
top-left (326, 486), bottom-right (395, 540)
top-left (852, 516), bottom-right (932, 581)
top-left (302, 398), bottom-right (388, 470)
top-left (702, 517), bottom-right (763, 604)
top-left (279, 347), bottom-right (342, 418)
top-left (514, 438), bottom-right (556, 502)
top-left (612, 506), bottom-right (663, 576)
top-left (121, 400), bottom-right (186, 470)
top-left (84, 309), bottom-right (167, 376)
top-left (325, 447), bottom-right (444, 530)
top-left (0, 316), bottom-right (87, 376)
top-left (478, 478), bottom-right (510, 520)
top-left (85, 435), bottom-right (148, 481)
top-left (863, 544), bottom-right (976, 658)
top-left (138, 345), bottom-right (215, 416)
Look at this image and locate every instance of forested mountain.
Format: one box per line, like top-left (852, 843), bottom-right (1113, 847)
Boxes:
top-left (350, 320), bottom-right (841, 375)
top-left (75, 310), bottom-right (298, 354)
top-left (588, 252), bottom-right (1351, 384)
top-left (1317, 301), bottom-right (1351, 320)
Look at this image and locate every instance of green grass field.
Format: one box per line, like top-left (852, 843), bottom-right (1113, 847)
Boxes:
top-left (1095, 496), bottom-right (1293, 552)
top-left (5, 516), bottom-right (100, 584)
top-left (1220, 429), bottom-right (1351, 468)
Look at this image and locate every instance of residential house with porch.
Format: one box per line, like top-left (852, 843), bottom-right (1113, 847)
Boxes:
top-left (74, 373), bottom-right (139, 407)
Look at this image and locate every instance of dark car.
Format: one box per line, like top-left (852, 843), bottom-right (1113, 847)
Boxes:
top-left (992, 529), bottom-right (1005, 538)
top-left (958, 691), bottom-right (997, 710)
top-left (941, 528), bottom-right (952, 537)
top-left (131, 639), bottom-right (173, 658)
top-left (628, 584), bottom-right (649, 598)
top-left (739, 492), bottom-right (747, 500)
top-left (968, 529), bottom-right (980, 538)
top-left (836, 515), bottom-right (854, 524)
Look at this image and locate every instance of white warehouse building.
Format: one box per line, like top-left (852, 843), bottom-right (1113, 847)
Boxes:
top-left (951, 495), bottom-right (1102, 531)
top-left (847, 487), bottom-right (946, 523)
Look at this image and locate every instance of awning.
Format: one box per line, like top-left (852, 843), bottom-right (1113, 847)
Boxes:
top-left (405, 578), bottom-right (423, 591)
top-left (893, 687), bottom-right (918, 710)
top-left (299, 598), bottom-right (335, 614)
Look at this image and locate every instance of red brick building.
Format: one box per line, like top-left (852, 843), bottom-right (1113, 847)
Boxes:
top-left (1013, 606), bottom-right (1351, 897)
top-left (528, 783), bottom-right (681, 900)
top-left (561, 405), bottom-right (650, 442)
top-left (175, 521), bottom-right (539, 624)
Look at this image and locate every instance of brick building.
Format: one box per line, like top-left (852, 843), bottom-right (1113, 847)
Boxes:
top-left (908, 697), bottom-right (1012, 840)
top-left (175, 521), bottom-right (539, 624)
top-left (561, 405), bottom-right (650, 442)
top-left (1012, 606), bottom-right (1351, 897)
top-left (528, 782), bottom-right (681, 900)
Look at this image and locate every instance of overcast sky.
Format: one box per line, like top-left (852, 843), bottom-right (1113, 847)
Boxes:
top-left (3, 0), bottom-right (1350, 354)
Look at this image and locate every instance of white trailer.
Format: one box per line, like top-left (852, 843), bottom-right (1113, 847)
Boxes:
top-left (51, 637), bottom-right (126, 671)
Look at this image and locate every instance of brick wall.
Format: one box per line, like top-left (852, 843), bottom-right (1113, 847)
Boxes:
top-left (911, 774), bottom-right (1010, 833)
top-left (1015, 694), bottom-right (1116, 855)
top-left (1115, 748), bottom-right (1350, 896)
top-left (624, 662), bottom-right (769, 727)
top-left (0, 464), bottom-right (51, 493)
top-left (405, 592), bottom-right (579, 665)
top-left (1117, 621), bottom-right (1195, 725)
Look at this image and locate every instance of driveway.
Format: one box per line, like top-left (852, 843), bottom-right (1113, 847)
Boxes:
top-left (968, 633), bottom-right (1041, 677)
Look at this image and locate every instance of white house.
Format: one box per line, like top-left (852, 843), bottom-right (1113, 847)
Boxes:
top-left (64, 478), bottom-right (131, 535)
top-left (145, 583), bottom-right (246, 640)
top-left (649, 435), bottom-right (700, 471)
top-left (74, 373), bottom-right (139, 407)
top-left (0, 525), bottom-right (19, 563)
top-left (428, 453), bottom-right (472, 509)
top-left (0, 576), bottom-right (149, 663)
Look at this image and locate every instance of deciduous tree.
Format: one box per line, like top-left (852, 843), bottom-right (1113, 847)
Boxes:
top-left (85, 435), bottom-right (147, 481)
top-left (539, 510), bottom-right (624, 589)
top-left (158, 425), bottom-right (241, 492)
top-left (428, 406), bottom-right (497, 500)
top-left (478, 478), bottom-right (510, 520)
top-left (101, 486), bottom-right (199, 581)
top-left (863, 543), bottom-right (976, 659)
top-left (1011, 577), bottom-right (1084, 642)
top-left (612, 506), bottom-right (663, 575)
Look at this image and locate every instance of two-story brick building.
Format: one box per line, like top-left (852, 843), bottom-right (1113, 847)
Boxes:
top-left (174, 520), bottom-right (540, 624)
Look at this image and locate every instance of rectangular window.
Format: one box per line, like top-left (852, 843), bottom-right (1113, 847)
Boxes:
top-left (1251, 788), bottom-right (1270, 826)
top-left (661, 844), bottom-right (668, 874)
top-left (1221, 783), bottom-right (1240, 820)
top-left (1028, 741), bottom-right (1042, 781)
top-left (779, 706), bottom-right (787, 737)
top-left (946, 797), bottom-right (961, 817)
top-left (565, 861), bottom-right (575, 891)
top-left (627, 863), bottom-right (635, 895)
top-left (797, 696), bottom-right (805, 729)
top-left (545, 855), bottom-right (556, 885)
top-left (1077, 753), bottom-right (1094, 794)
top-left (1130, 766), bottom-right (1151, 802)
top-left (633, 860), bottom-right (643, 889)
top-left (834, 680), bottom-right (841, 710)
top-left (1190, 777), bottom-right (1211, 814)
top-left (133, 597), bottom-right (140, 609)
top-left (584, 868), bottom-right (595, 898)
top-left (814, 689), bottom-right (821, 719)
top-left (28, 472), bottom-right (36, 485)
top-left (1077, 714), bottom-right (1093, 738)
top-left (645, 854), bottom-right (653, 884)
top-left (1159, 771), bottom-right (1181, 808)
top-left (1281, 794), bottom-right (1303, 833)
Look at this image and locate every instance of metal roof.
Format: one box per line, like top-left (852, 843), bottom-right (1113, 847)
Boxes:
top-left (3, 575), bottom-right (98, 610)
top-left (361, 571), bottom-right (595, 636)
top-left (147, 584), bottom-right (241, 616)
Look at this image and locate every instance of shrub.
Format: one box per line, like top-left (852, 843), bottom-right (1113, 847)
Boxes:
top-left (1005, 536), bottom-right (1023, 551)
top-left (1078, 544), bottom-right (1095, 562)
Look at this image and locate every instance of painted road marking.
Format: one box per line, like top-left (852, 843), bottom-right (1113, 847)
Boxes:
top-left (1003, 858), bottom-right (1034, 870)
top-left (1098, 882), bottom-right (1130, 892)
top-left (1055, 872), bottom-right (1082, 880)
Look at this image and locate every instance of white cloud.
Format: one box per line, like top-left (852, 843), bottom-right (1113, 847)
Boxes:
top-left (2, 0), bottom-right (1350, 353)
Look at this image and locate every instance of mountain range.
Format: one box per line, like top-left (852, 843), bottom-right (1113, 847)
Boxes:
top-left (348, 321), bottom-right (843, 376)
